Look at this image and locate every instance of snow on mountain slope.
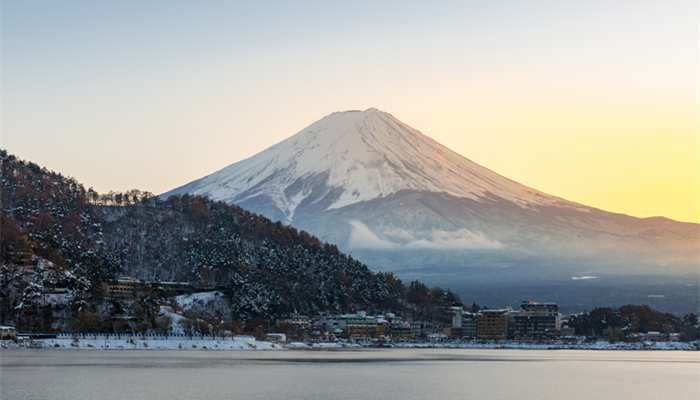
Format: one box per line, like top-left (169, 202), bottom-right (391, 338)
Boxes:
top-left (163, 107), bottom-right (699, 312)
top-left (165, 108), bottom-right (582, 223)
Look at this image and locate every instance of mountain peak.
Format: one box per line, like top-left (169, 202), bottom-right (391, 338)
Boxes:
top-left (164, 109), bottom-right (567, 223)
top-left (314, 108), bottom-right (393, 136)
top-left (331, 107), bottom-right (382, 115)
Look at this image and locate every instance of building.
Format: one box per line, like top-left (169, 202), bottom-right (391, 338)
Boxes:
top-left (390, 319), bottom-right (413, 339)
top-left (410, 322), bottom-right (422, 338)
top-left (645, 331), bottom-right (667, 342)
top-left (513, 301), bottom-right (561, 339)
top-left (418, 321), bottom-right (439, 338)
top-left (447, 307), bottom-right (462, 339)
top-left (427, 333), bottom-right (448, 343)
top-left (276, 313), bottom-right (310, 329)
top-left (103, 278), bottom-right (193, 300)
top-left (319, 315), bottom-right (344, 332)
top-left (323, 311), bottom-right (379, 339)
top-left (451, 307), bottom-right (462, 328)
top-left (103, 277), bottom-right (141, 300)
top-left (318, 311), bottom-right (417, 340)
top-left (1, 326), bottom-right (16, 340)
top-left (345, 315), bottom-right (377, 338)
top-left (519, 301), bottom-right (560, 329)
top-left (461, 313), bottom-right (478, 338)
top-left (513, 316), bottom-right (558, 339)
top-left (560, 325), bottom-right (576, 337)
top-left (376, 319), bottom-right (390, 339)
top-left (453, 311), bottom-right (478, 339)
top-left (477, 309), bottom-right (510, 340)
top-left (265, 333), bottom-right (287, 342)
top-left (159, 281), bottom-right (193, 296)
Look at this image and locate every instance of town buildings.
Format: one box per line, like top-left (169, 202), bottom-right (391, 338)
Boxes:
top-left (276, 313), bottom-right (311, 329)
top-left (314, 311), bottom-right (436, 341)
top-left (477, 309), bottom-right (511, 340)
top-left (461, 313), bottom-right (478, 338)
top-left (102, 277), bottom-right (192, 300)
top-left (513, 301), bottom-right (561, 339)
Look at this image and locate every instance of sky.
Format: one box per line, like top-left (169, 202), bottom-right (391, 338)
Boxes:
top-left (3, 1), bottom-right (698, 223)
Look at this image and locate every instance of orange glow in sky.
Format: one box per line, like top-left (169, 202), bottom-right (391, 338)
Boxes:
top-left (3, 1), bottom-right (698, 223)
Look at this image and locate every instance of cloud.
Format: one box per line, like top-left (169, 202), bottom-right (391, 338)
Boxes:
top-left (348, 220), bottom-right (400, 250)
top-left (571, 276), bottom-right (597, 280)
top-left (348, 220), bottom-right (503, 251)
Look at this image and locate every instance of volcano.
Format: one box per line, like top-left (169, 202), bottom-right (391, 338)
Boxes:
top-left (164, 108), bottom-right (698, 313)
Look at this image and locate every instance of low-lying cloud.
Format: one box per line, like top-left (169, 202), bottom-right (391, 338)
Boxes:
top-left (571, 276), bottom-right (597, 280)
top-left (348, 220), bottom-right (503, 251)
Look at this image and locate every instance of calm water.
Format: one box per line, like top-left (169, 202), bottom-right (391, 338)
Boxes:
top-left (1, 349), bottom-right (698, 400)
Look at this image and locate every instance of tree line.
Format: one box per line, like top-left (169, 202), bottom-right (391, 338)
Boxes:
top-left (568, 304), bottom-right (698, 342)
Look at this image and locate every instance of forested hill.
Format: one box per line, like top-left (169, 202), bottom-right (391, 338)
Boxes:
top-left (1, 150), bottom-right (461, 329)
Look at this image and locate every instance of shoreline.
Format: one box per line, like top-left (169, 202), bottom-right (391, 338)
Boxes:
top-left (2, 338), bottom-right (697, 351)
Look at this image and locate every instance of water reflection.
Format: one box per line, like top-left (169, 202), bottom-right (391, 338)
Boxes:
top-left (2, 349), bottom-right (697, 400)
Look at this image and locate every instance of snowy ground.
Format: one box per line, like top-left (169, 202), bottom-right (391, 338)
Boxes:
top-left (175, 291), bottom-right (224, 309)
top-left (394, 340), bottom-right (699, 351)
top-left (3, 339), bottom-right (697, 351)
top-left (35, 338), bottom-right (280, 350)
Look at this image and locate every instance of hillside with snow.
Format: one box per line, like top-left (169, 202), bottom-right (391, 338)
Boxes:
top-left (2, 150), bottom-right (460, 331)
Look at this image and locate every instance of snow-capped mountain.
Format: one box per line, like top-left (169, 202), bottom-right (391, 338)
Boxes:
top-left (164, 108), bottom-right (698, 312)
top-left (168, 108), bottom-right (580, 223)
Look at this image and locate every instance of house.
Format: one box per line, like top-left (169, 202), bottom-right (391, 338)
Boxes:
top-left (427, 333), bottom-right (448, 343)
top-left (265, 333), bottom-right (287, 342)
top-left (0, 326), bottom-right (16, 340)
top-left (560, 325), bottom-right (576, 337)
top-left (15, 335), bottom-right (32, 347)
top-left (645, 331), bottom-right (667, 342)
top-left (626, 332), bottom-right (644, 342)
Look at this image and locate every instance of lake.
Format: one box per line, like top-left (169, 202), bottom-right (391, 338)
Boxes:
top-left (1, 349), bottom-right (698, 399)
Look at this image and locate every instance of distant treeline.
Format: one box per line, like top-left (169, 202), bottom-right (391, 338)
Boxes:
top-left (87, 188), bottom-right (155, 206)
top-left (569, 304), bottom-right (698, 342)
